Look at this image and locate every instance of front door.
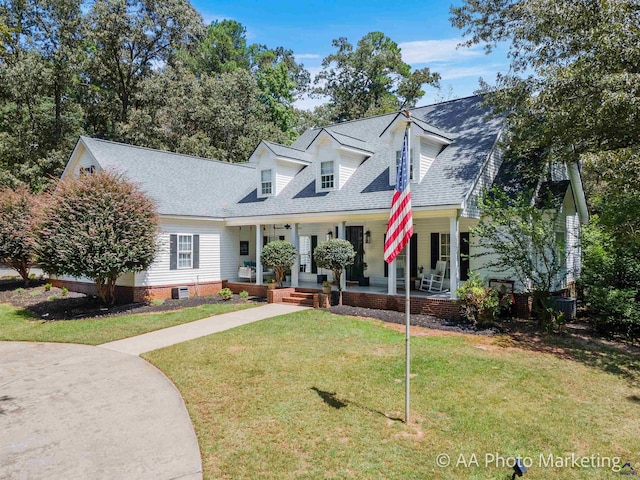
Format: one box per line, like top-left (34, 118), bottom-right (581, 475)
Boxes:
top-left (345, 226), bottom-right (364, 281)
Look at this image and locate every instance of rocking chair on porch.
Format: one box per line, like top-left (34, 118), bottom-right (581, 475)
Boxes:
top-left (419, 260), bottom-right (448, 292)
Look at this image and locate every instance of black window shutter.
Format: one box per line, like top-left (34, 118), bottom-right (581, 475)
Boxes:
top-left (460, 232), bottom-right (470, 281)
top-left (430, 232), bottom-right (439, 270)
top-left (170, 234), bottom-right (177, 270)
top-left (193, 234), bottom-right (200, 269)
top-left (410, 234), bottom-right (418, 277)
top-left (383, 234), bottom-right (388, 277)
top-left (311, 235), bottom-right (318, 273)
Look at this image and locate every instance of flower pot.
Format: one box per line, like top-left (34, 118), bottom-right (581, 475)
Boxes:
top-left (267, 283), bottom-right (276, 290)
top-left (322, 285), bottom-right (332, 294)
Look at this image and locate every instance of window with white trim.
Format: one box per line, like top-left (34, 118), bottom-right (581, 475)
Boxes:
top-left (261, 169), bottom-right (273, 195)
top-left (395, 149), bottom-right (414, 180)
top-left (178, 234), bottom-right (193, 269)
top-left (440, 233), bottom-right (451, 276)
top-left (320, 161), bottom-right (334, 189)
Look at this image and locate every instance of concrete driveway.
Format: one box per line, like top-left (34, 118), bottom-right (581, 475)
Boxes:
top-left (0, 342), bottom-right (202, 480)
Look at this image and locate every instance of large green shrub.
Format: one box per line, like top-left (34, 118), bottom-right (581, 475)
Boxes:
top-left (261, 240), bottom-right (296, 287)
top-left (456, 273), bottom-right (510, 326)
top-left (0, 186), bottom-right (39, 285)
top-left (36, 170), bottom-right (159, 305)
top-left (314, 239), bottom-right (355, 305)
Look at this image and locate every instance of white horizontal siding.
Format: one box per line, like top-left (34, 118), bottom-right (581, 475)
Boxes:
top-left (419, 138), bottom-right (439, 182)
top-left (134, 218), bottom-right (232, 287)
top-left (275, 162), bottom-right (300, 195)
top-left (463, 145), bottom-right (504, 218)
top-left (338, 151), bottom-right (362, 189)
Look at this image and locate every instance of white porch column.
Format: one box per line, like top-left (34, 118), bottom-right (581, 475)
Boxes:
top-left (338, 221), bottom-right (346, 290)
top-left (449, 214), bottom-right (460, 299)
top-left (387, 258), bottom-right (397, 295)
top-left (291, 223), bottom-right (299, 287)
top-left (255, 224), bottom-right (263, 285)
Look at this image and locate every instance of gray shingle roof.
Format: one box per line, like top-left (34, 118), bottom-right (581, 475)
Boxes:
top-left (262, 141), bottom-right (313, 163)
top-left (227, 95), bottom-right (504, 218)
top-left (77, 95), bottom-right (504, 220)
top-left (79, 137), bottom-right (255, 218)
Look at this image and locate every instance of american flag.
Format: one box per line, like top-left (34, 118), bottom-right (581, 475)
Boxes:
top-left (384, 126), bottom-right (413, 264)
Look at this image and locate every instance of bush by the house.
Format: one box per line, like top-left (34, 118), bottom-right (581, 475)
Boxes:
top-left (261, 240), bottom-right (296, 287)
top-left (314, 239), bottom-right (355, 305)
top-left (456, 273), bottom-right (510, 326)
top-left (35, 170), bottom-right (159, 305)
top-left (0, 186), bottom-right (39, 286)
top-left (239, 290), bottom-right (249, 300)
top-left (218, 288), bottom-right (233, 301)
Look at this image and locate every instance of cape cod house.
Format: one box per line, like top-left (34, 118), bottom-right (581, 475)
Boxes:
top-left (55, 95), bottom-right (588, 317)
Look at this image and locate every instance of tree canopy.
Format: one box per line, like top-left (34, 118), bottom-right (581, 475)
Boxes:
top-left (313, 31), bottom-right (440, 123)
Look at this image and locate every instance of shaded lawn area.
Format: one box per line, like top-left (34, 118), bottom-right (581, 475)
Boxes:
top-left (0, 302), bottom-right (257, 345)
top-left (145, 310), bottom-right (640, 480)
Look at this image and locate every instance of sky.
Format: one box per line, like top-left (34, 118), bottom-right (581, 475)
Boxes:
top-left (190, 0), bottom-right (511, 110)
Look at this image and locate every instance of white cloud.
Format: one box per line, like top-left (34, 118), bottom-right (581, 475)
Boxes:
top-left (437, 63), bottom-right (505, 80)
top-left (294, 53), bottom-right (321, 60)
top-left (398, 38), bottom-right (483, 64)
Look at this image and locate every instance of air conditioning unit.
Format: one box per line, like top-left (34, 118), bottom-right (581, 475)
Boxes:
top-left (171, 286), bottom-right (190, 300)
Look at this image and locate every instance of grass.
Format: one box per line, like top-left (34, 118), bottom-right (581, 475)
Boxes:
top-left (145, 310), bottom-right (640, 480)
top-left (0, 302), bottom-right (257, 345)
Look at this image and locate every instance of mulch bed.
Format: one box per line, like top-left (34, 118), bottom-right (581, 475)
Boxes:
top-left (328, 305), bottom-right (500, 335)
top-left (0, 281), bottom-right (263, 320)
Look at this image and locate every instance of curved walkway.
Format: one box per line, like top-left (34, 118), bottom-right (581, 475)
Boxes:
top-left (0, 341), bottom-right (202, 480)
top-left (0, 303), bottom-right (309, 479)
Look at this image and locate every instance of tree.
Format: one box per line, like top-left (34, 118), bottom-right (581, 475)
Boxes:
top-left (450, 0), bottom-right (640, 165)
top-left (85, 0), bottom-right (202, 130)
top-left (35, 170), bottom-right (158, 304)
top-left (260, 240), bottom-right (296, 287)
top-left (313, 32), bottom-right (440, 123)
top-left (472, 188), bottom-right (565, 329)
top-left (0, 186), bottom-right (38, 285)
top-left (313, 239), bottom-right (356, 304)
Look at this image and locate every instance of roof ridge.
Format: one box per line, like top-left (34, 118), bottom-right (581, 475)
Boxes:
top-left (80, 136), bottom-right (254, 169)
top-left (411, 93), bottom-right (485, 110)
top-left (326, 130), bottom-right (366, 142)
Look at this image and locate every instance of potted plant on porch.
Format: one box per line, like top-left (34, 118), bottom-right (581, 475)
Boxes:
top-left (266, 278), bottom-right (276, 290)
top-left (314, 239), bottom-right (356, 305)
top-left (261, 240), bottom-right (296, 288)
top-left (321, 280), bottom-right (332, 294)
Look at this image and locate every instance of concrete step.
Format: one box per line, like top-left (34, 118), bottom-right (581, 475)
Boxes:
top-left (290, 292), bottom-right (314, 299)
top-left (282, 297), bottom-right (314, 306)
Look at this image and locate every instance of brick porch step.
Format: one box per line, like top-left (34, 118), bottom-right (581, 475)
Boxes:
top-left (289, 292), bottom-right (314, 299)
top-left (282, 297), bottom-right (314, 306)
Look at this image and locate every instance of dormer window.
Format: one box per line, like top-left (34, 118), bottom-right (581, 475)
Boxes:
top-left (80, 165), bottom-right (96, 175)
top-left (395, 150), bottom-right (414, 180)
top-left (261, 169), bottom-right (273, 195)
top-left (320, 161), bottom-right (334, 189)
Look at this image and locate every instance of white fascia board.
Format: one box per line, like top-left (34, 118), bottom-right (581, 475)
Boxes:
top-left (223, 204), bottom-right (462, 226)
top-left (415, 130), bottom-right (452, 146)
top-left (337, 145), bottom-right (372, 156)
top-left (161, 214), bottom-right (225, 222)
top-left (274, 156), bottom-right (310, 166)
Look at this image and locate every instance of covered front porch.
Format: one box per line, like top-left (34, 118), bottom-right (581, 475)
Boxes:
top-left (227, 208), bottom-right (478, 303)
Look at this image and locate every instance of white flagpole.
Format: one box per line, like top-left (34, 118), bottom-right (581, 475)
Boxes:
top-left (404, 113), bottom-right (411, 424)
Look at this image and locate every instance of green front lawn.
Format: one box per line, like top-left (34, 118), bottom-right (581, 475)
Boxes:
top-left (0, 302), bottom-right (257, 345)
top-left (145, 310), bottom-right (640, 480)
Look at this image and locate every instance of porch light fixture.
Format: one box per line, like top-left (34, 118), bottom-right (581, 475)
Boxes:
top-left (365, 230), bottom-right (371, 244)
top-left (326, 230), bottom-right (333, 241)
top-left (284, 224), bottom-right (291, 230)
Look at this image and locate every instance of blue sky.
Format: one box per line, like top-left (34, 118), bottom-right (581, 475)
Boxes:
top-left (190, 0), bottom-right (510, 109)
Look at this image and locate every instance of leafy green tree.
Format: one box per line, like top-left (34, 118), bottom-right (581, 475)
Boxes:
top-left (85, 0), bottom-right (202, 129)
top-left (473, 188), bottom-right (565, 329)
top-left (313, 32), bottom-right (440, 122)
top-left (36, 170), bottom-right (159, 305)
top-left (122, 66), bottom-right (289, 162)
top-left (260, 240), bottom-right (296, 287)
top-left (313, 239), bottom-right (356, 304)
top-left (0, 185), bottom-right (38, 285)
top-left (450, 0), bottom-right (640, 164)
top-left (0, 0), bottom-right (85, 190)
